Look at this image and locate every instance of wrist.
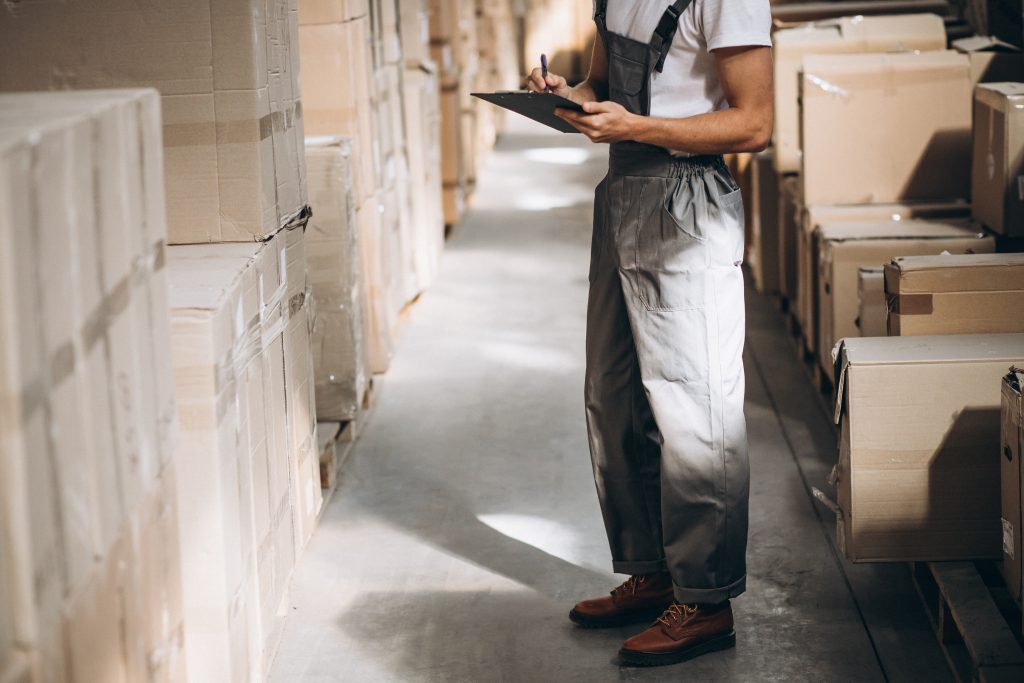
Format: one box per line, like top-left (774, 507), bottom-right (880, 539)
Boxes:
top-left (627, 112), bottom-right (648, 142)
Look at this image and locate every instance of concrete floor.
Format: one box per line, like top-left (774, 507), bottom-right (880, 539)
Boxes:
top-left (269, 119), bottom-right (953, 682)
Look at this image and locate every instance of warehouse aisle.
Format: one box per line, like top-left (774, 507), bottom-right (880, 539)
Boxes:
top-left (269, 119), bottom-right (952, 683)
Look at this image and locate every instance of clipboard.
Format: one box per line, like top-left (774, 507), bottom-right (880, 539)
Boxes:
top-left (471, 91), bottom-right (585, 134)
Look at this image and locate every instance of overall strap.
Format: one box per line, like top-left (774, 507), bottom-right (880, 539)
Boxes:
top-left (650, 0), bottom-right (694, 73)
top-left (594, 0), bottom-right (608, 27)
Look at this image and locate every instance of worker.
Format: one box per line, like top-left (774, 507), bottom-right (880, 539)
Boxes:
top-left (527, 0), bottom-right (773, 668)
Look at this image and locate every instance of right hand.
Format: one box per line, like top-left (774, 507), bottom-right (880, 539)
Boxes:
top-left (526, 68), bottom-right (572, 99)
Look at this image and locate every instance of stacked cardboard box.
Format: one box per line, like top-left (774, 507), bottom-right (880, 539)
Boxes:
top-left (832, 334), bottom-right (1024, 562)
top-left (798, 201), bottom-right (971, 356)
top-left (1002, 369), bottom-right (1024, 606)
top-left (815, 220), bottom-right (995, 380)
top-left (884, 253), bottom-right (1024, 336)
top-left (167, 227), bottom-right (320, 682)
top-left (0, 90), bottom-right (181, 682)
top-left (305, 138), bottom-right (369, 422)
top-left (0, 0), bottom-right (308, 244)
top-left (972, 83), bottom-right (1024, 238)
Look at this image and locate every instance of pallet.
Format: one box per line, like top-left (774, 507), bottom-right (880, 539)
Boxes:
top-left (911, 561), bottom-right (1024, 683)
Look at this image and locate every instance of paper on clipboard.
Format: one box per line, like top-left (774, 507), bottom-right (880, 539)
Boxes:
top-left (471, 91), bottom-right (585, 134)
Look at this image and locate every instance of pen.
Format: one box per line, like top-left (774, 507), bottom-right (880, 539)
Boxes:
top-left (540, 53), bottom-right (550, 92)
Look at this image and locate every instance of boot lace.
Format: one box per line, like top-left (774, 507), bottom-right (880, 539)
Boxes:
top-left (656, 602), bottom-right (698, 627)
top-left (611, 574), bottom-right (647, 598)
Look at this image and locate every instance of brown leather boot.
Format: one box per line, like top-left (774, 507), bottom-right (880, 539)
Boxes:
top-left (619, 601), bottom-right (736, 666)
top-left (569, 572), bottom-right (674, 628)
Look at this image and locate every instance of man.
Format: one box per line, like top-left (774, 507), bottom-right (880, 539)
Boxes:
top-left (526, 0), bottom-right (773, 668)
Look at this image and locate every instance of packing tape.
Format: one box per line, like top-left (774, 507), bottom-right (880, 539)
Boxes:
top-left (163, 114), bottom-right (274, 147)
top-left (803, 73), bottom-right (849, 99)
top-left (886, 292), bottom-right (933, 315)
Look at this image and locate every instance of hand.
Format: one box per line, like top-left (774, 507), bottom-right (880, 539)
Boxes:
top-left (526, 67), bottom-right (572, 99)
top-left (554, 100), bottom-right (636, 144)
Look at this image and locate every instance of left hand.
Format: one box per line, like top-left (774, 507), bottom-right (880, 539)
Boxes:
top-left (555, 100), bottom-right (636, 143)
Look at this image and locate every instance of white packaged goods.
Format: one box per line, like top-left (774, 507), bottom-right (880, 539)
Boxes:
top-left (0, 90), bottom-right (181, 682)
top-left (167, 226), bottom-right (320, 682)
top-left (305, 138), bottom-right (369, 422)
top-left (0, 0), bottom-right (308, 244)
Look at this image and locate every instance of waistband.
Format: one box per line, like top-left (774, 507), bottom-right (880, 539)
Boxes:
top-left (608, 141), bottom-right (725, 178)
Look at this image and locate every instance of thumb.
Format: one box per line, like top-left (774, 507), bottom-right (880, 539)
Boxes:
top-left (582, 100), bottom-right (609, 114)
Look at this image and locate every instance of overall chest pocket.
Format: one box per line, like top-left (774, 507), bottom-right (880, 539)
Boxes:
top-left (608, 51), bottom-right (647, 100)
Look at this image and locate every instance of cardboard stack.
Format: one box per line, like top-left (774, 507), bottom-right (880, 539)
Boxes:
top-left (0, 90), bottom-right (182, 683)
top-left (1002, 369), bottom-right (1024, 607)
top-left (815, 220), bottom-right (995, 380)
top-left (0, 0), bottom-right (308, 244)
top-left (167, 228), bottom-right (320, 682)
top-left (770, 11), bottom-right (942, 313)
top-left (971, 83), bottom-right (1024, 238)
top-left (832, 334), bottom-right (1024, 562)
top-left (305, 138), bottom-right (369, 423)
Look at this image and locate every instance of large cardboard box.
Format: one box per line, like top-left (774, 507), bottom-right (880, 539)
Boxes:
top-left (778, 174), bottom-right (802, 303)
top-left (0, 0), bottom-right (307, 244)
top-left (857, 267), bottom-right (887, 337)
top-left (817, 220), bottom-right (995, 378)
top-left (801, 51), bottom-right (973, 205)
top-left (798, 201), bottom-right (971, 355)
top-left (305, 138), bottom-right (368, 422)
top-left (168, 229), bottom-right (313, 681)
top-left (298, 0), bottom-right (369, 22)
top-left (1002, 369), bottom-right (1024, 604)
top-left (749, 150), bottom-right (780, 294)
top-left (299, 15), bottom-right (379, 207)
top-left (772, 13), bottom-right (946, 173)
top-left (0, 90), bottom-right (178, 680)
top-left (832, 334), bottom-right (1024, 562)
top-left (972, 83), bottom-right (1024, 236)
top-left (885, 253), bottom-right (1024, 336)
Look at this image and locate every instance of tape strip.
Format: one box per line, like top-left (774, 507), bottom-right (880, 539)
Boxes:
top-left (888, 292), bottom-right (933, 315)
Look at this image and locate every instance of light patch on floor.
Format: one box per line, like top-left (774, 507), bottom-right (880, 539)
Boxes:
top-left (523, 146), bottom-right (593, 165)
top-left (477, 512), bottom-right (589, 567)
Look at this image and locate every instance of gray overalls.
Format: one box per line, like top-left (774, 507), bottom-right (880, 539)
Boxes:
top-left (586, 0), bottom-right (749, 605)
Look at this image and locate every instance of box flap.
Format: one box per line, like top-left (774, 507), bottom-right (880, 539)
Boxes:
top-left (838, 333), bottom-right (1024, 368)
top-left (817, 219), bottom-right (983, 241)
top-left (953, 35), bottom-right (1022, 53)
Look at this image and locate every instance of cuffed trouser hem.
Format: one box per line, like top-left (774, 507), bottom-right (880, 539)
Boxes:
top-left (612, 559), bottom-right (668, 575)
top-left (673, 575), bottom-right (746, 605)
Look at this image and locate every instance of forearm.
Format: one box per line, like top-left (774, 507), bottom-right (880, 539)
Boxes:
top-left (629, 107), bottom-right (771, 155)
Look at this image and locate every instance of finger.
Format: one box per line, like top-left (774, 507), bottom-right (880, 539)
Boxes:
top-left (545, 73), bottom-right (566, 89)
top-left (582, 100), bottom-right (614, 114)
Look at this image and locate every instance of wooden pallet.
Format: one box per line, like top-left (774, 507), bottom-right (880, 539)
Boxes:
top-left (317, 379), bottom-right (374, 497)
top-left (911, 561), bottom-right (1024, 683)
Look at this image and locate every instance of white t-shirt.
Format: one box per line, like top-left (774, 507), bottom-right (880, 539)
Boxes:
top-left (600, 0), bottom-right (772, 119)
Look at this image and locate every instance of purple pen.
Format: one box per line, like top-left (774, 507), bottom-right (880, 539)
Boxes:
top-left (540, 53), bottom-right (550, 92)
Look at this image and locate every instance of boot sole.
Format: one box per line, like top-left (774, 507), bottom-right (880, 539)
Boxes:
top-left (568, 607), bottom-right (667, 629)
top-left (618, 630), bottom-right (736, 667)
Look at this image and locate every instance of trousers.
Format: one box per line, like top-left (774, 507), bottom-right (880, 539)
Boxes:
top-left (585, 145), bottom-right (749, 605)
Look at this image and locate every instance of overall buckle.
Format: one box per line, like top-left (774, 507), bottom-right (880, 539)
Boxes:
top-left (652, 7), bottom-right (680, 73)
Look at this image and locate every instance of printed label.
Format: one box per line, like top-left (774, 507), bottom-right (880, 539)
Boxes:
top-left (1003, 518), bottom-right (1014, 559)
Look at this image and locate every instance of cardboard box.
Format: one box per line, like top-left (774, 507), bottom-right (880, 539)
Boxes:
top-left (0, 0), bottom-right (307, 244)
top-left (778, 174), bottom-right (802, 303)
top-left (798, 202), bottom-right (971, 355)
top-left (832, 334), bottom-right (1024, 562)
top-left (953, 36), bottom-right (1024, 84)
top-left (816, 220), bottom-right (995, 378)
top-left (857, 267), bottom-right (887, 337)
top-left (750, 149), bottom-right (781, 294)
top-left (299, 16), bottom-right (379, 207)
top-left (0, 91), bottom-right (178, 677)
top-left (801, 51), bottom-right (974, 205)
top-left (772, 13), bottom-right (946, 173)
top-left (1002, 369), bottom-right (1024, 604)
top-left (357, 194), bottom-right (394, 374)
top-left (885, 253), bottom-right (1024, 336)
top-left (972, 83), bottom-right (1024, 236)
top-left (298, 0), bottom-right (369, 23)
top-left (168, 230), bottom-right (313, 682)
top-left (305, 138), bottom-right (368, 422)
